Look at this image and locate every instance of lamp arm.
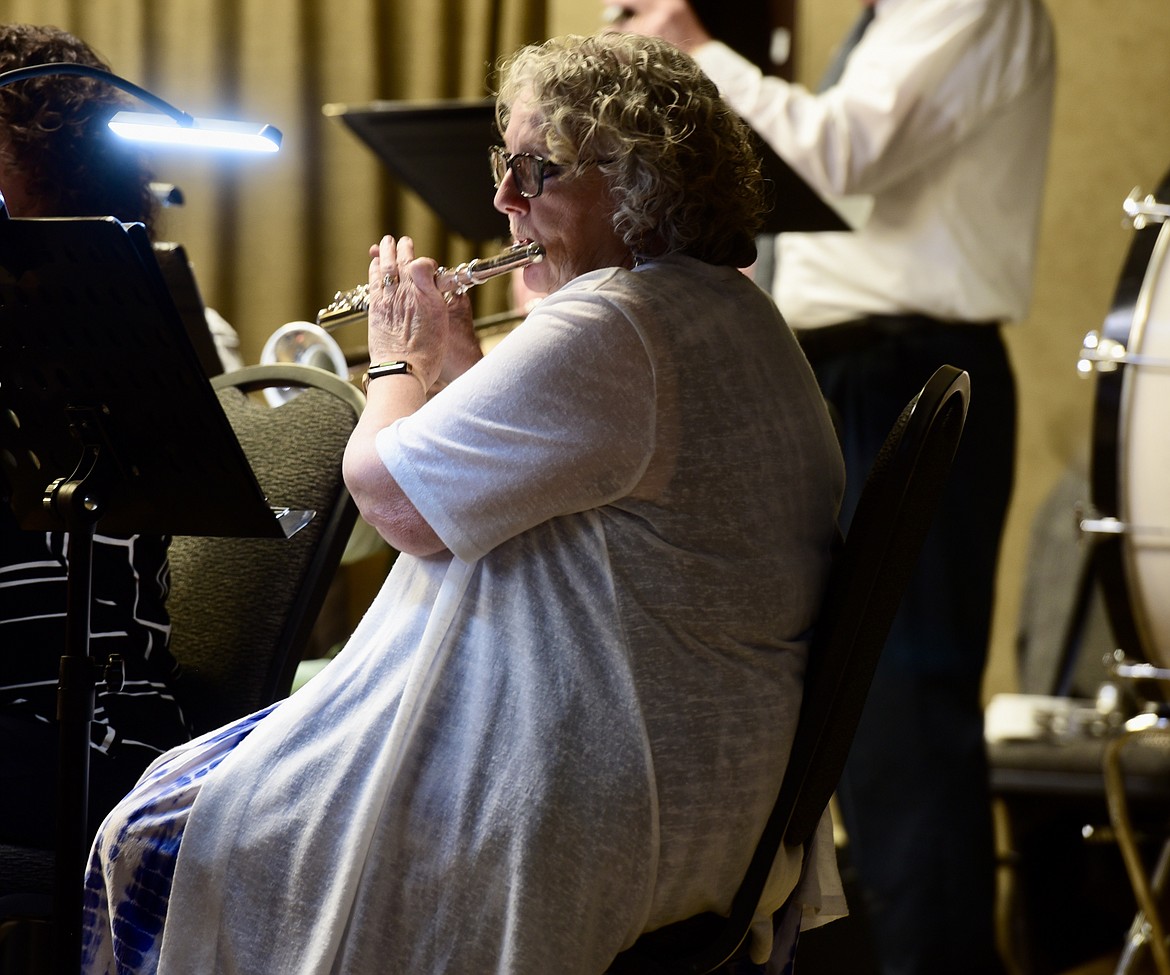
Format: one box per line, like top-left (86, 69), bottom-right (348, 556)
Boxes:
top-left (0, 62), bottom-right (195, 127)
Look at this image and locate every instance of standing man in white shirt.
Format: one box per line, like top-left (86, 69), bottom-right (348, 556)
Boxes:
top-left (613, 2), bottom-right (1056, 972)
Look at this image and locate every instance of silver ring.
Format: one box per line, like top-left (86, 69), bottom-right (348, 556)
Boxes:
top-left (382, 272), bottom-right (397, 290)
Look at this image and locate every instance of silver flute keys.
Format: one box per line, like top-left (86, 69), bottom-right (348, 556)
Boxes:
top-left (317, 242), bottom-right (545, 328)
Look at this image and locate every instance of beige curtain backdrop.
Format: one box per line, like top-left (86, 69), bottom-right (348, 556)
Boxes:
top-left (0, 0), bottom-right (545, 363)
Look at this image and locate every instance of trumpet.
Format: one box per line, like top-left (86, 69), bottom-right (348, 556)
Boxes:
top-left (317, 241), bottom-right (545, 329)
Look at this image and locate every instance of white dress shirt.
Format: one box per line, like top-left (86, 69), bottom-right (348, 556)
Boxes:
top-left (695, 0), bottom-right (1056, 328)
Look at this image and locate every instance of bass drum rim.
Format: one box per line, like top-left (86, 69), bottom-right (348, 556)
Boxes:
top-left (1090, 165), bottom-right (1170, 666)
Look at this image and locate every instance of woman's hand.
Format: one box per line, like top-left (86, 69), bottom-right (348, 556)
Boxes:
top-left (342, 233), bottom-right (450, 557)
top-left (436, 291), bottom-right (483, 388)
top-left (367, 234), bottom-right (448, 393)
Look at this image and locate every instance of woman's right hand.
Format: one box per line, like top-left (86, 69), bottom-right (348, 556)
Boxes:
top-left (367, 234), bottom-right (449, 394)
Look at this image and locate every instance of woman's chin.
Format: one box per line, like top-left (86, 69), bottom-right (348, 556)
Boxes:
top-left (523, 265), bottom-right (557, 297)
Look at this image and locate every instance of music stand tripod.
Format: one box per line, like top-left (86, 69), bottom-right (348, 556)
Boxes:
top-left (0, 210), bottom-right (312, 974)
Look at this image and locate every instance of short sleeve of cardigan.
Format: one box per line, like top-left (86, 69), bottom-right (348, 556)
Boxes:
top-left (377, 271), bottom-right (657, 562)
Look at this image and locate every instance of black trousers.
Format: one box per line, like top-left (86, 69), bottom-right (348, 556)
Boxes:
top-left (799, 315), bottom-right (1013, 975)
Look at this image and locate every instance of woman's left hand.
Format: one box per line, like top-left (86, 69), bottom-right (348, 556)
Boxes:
top-left (435, 291), bottom-right (483, 388)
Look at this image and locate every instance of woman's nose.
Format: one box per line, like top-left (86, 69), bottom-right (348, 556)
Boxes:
top-left (493, 171), bottom-right (527, 214)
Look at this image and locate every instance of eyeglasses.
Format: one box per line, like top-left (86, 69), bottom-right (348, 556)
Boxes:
top-left (489, 146), bottom-right (564, 199)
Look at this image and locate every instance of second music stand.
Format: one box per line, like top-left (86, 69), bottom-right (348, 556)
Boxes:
top-left (324, 97), bottom-right (850, 239)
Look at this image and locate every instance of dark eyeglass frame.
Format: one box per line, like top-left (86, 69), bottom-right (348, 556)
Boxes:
top-left (489, 146), bottom-right (564, 199)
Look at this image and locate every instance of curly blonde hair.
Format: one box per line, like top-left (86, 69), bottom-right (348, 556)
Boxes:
top-left (494, 33), bottom-right (766, 268)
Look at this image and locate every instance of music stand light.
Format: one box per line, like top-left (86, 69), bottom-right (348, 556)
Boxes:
top-left (0, 62), bottom-right (281, 152)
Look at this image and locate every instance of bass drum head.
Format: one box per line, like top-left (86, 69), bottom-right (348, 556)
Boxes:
top-left (1091, 168), bottom-right (1170, 669)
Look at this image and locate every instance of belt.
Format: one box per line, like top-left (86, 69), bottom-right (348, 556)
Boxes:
top-left (795, 313), bottom-right (999, 360)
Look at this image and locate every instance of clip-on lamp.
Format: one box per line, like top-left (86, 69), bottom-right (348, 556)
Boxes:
top-left (0, 62), bottom-right (281, 152)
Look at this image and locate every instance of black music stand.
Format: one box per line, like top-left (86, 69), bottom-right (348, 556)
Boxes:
top-left (753, 139), bottom-right (851, 233)
top-left (0, 208), bottom-right (312, 974)
top-left (154, 240), bottom-right (224, 378)
top-left (324, 99), bottom-right (507, 242)
top-left (324, 98), bottom-right (850, 238)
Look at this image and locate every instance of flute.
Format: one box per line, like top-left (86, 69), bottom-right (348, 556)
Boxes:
top-left (316, 241), bottom-right (545, 329)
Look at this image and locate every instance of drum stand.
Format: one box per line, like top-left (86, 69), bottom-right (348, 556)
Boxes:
top-left (1105, 712), bottom-right (1170, 975)
top-left (0, 212), bottom-right (311, 975)
top-left (1103, 649), bottom-right (1170, 975)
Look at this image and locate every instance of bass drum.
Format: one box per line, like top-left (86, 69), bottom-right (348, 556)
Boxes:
top-left (1083, 166), bottom-right (1170, 668)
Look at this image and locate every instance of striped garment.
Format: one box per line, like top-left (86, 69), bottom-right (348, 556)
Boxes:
top-left (0, 513), bottom-right (190, 762)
